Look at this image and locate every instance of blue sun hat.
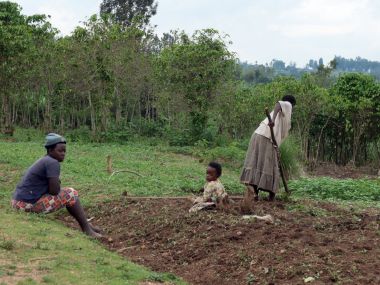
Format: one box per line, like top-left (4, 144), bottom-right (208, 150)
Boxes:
top-left (44, 133), bottom-right (66, 147)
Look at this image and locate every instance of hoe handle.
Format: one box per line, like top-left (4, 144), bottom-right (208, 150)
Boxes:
top-left (265, 108), bottom-right (290, 194)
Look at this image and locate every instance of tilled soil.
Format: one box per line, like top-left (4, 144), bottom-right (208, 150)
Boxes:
top-left (310, 163), bottom-right (378, 179)
top-left (61, 198), bottom-right (379, 285)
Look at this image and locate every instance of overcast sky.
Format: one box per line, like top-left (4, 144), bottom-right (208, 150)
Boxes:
top-left (12, 0), bottom-right (380, 67)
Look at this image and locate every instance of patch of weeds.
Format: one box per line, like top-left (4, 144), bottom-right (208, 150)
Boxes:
top-left (42, 275), bottom-right (55, 283)
top-left (38, 263), bottom-right (53, 271)
top-left (94, 257), bottom-right (110, 266)
top-left (286, 204), bottom-right (328, 217)
top-left (33, 242), bottom-right (51, 251)
top-left (328, 268), bottom-right (341, 283)
top-left (16, 278), bottom-right (38, 285)
top-left (115, 264), bottom-right (131, 280)
top-left (246, 273), bottom-right (256, 284)
top-left (289, 177), bottom-right (380, 203)
top-left (0, 239), bottom-right (15, 250)
top-left (146, 272), bottom-right (179, 282)
top-left (314, 222), bottom-right (329, 231)
top-left (7, 270), bottom-right (15, 276)
top-left (37, 227), bottom-right (51, 237)
top-left (6, 264), bottom-right (17, 270)
top-left (238, 252), bottom-right (253, 268)
top-left (276, 193), bottom-right (293, 203)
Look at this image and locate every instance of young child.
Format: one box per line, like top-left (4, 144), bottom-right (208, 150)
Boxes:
top-left (189, 162), bottom-right (229, 213)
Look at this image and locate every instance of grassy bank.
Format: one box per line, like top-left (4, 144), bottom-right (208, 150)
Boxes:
top-left (0, 207), bottom-right (183, 285)
top-left (0, 138), bottom-right (194, 285)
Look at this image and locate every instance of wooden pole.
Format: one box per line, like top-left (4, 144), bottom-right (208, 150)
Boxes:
top-left (265, 108), bottom-right (290, 194)
top-left (107, 155), bottom-right (112, 174)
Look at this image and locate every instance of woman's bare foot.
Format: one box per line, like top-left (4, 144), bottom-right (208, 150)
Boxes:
top-left (89, 223), bottom-right (102, 233)
top-left (83, 225), bottom-right (103, 238)
top-left (252, 186), bottom-right (259, 201)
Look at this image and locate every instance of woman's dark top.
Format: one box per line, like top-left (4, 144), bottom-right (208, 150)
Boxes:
top-left (12, 155), bottom-right (60, 203)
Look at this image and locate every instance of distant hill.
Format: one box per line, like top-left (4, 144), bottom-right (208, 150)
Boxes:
top-left (239, 56), bottom-right (380, 84)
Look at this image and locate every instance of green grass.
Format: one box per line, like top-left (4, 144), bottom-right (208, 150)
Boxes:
top-left (0, 137), bottom-right (195, 284)
top-left (1, 138), bottom-right (379, 207)
top-left (289, 177), bottom-right (380, 206)
top-left (0, 207), bottom-right (185, 285)
top-left (0, 141), bottom-right (244, 207)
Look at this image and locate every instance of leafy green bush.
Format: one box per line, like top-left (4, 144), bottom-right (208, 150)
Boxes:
top-left (12, 127), bottom-right (44, 142)
top-left (132, 119), bottom-right (165, 137)
top-left (0, 239), bottom-right (15, 251)
top-left (279, 136), bottom-right (301, 179)
top-left (207, 145), bottom-right (245, 166)
top-left (166, 128), bottom-right (192, 146)
top-left (96, 124), bottom-right (135, 143)
top-left (66, 126), bottom-right (92, 143)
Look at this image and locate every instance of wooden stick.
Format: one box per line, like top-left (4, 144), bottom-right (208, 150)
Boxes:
top-left (123, 195), bottom-right (244, 200)
top-left (108, 170), bottom-right (143, 182)
top-left (106, 155), bottom-right (143, 180)
top-left (265, 107), bottom-right (290, 194)
top-left (107, 155), bottom-right (113, 174)
top-left (29, 256), bottom-right (55, 262)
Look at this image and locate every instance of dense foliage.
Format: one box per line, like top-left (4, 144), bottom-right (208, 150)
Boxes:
top-left (1, 1), bottom-right (380, 167)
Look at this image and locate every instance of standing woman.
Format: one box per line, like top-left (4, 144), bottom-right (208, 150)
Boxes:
top-left (11, 133), bottom-right (102, 238)
top-left (240, 95), bottom-right (296, 201)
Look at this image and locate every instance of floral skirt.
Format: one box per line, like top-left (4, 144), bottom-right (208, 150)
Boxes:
top-left (12, 187), bottom-right (78, 214)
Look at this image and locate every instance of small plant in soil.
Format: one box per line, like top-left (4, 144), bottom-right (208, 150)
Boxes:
top-left (0, 239), bottom-right (15, 251)
top-left (246, 273), bottom-right (256, 284)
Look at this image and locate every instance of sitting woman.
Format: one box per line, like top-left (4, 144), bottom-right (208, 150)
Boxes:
top-left (11, 133), bottom-right (102, 238)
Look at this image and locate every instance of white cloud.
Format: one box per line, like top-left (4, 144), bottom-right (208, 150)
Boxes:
top-left (270, 0), bottom-right (371, 38)
top-left (269, 23), bottom-right (354, 37)
top-left (14, 0), bottom-right (101, 35)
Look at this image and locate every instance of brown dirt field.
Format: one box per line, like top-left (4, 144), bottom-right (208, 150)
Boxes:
top-left (61, 198), bottom-right (380, 285)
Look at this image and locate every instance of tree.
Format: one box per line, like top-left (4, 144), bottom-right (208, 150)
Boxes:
top-left (0, 1), bottom-right (56, 131)
top-left (331, 73), bottom-right (380, 164)
top-left (271, 59), bottom-right (285, 70)
top-left (100, 0), bottom-right (158, 27)
top-left (156, 29), bottom-right (236, 141)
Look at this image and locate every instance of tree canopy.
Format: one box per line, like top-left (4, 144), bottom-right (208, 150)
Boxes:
top-left (100, 0), bottom-right (158, 27)
top-left (1, 1), bottom-right (380, 167)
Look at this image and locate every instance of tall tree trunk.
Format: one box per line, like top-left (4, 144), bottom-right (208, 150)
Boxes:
top-left (115, 87), bottom-right (121, 125)
top-left (88, 92), bottom-right (96, 134)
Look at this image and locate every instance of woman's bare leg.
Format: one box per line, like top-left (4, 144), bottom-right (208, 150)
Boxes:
top-left (66, 199), bottom-right (102, 238)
